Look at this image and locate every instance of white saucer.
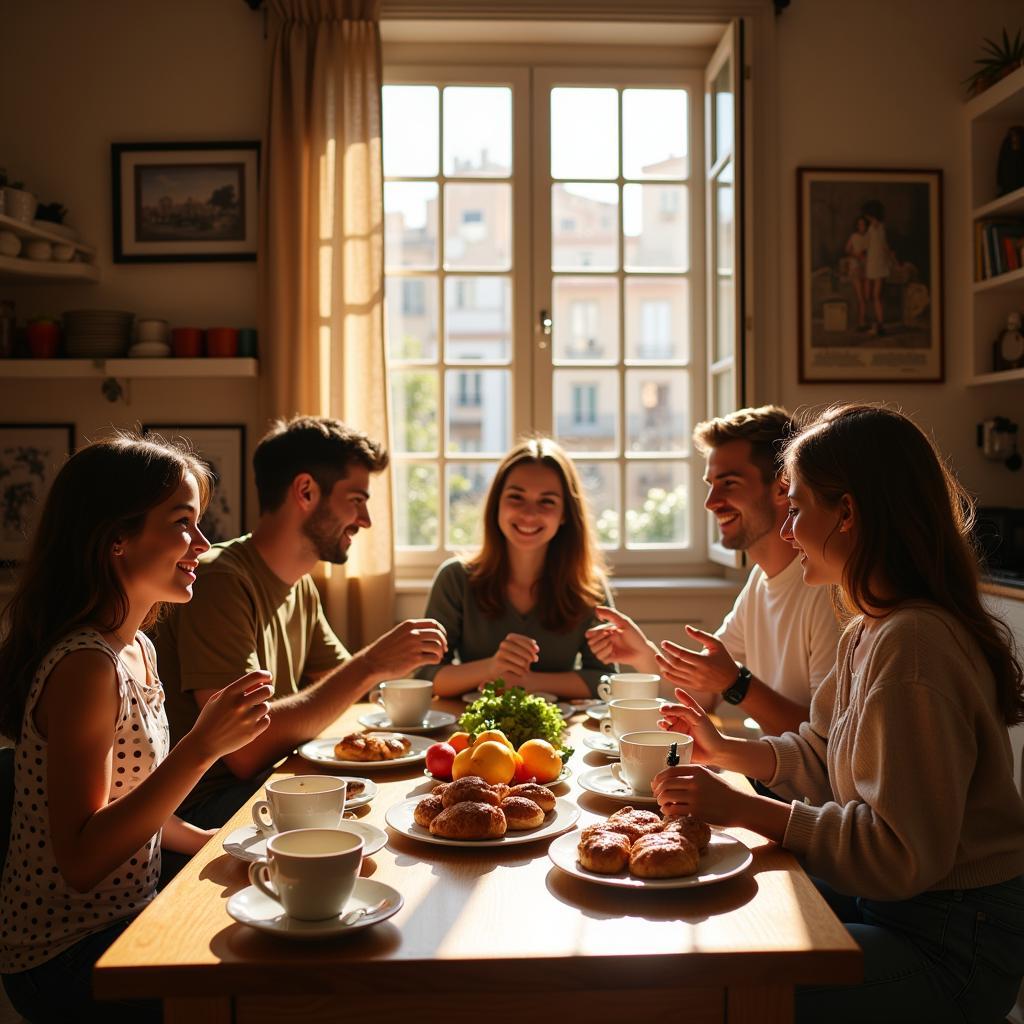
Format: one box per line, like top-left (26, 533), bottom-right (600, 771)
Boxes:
top-left (577, 764), bottom-right (658, 806)
top-left (357, 709), bottom-right (457, 734)
top-left (585, 702), bottom-right (610, 721)
top-left (223, 820), bottom-right (388, 863)
top-left (227, 877), bottom-right (402, 939)
top-left (582, 732), bottom-right (620, 757)
top-left (298, 733), bottom-right (432, 770)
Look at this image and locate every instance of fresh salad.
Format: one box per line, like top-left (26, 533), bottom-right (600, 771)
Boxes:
top-left (458, 681), bottom-right (572, 761)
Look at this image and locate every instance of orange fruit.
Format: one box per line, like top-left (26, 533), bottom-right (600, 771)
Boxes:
top-left (465, 740), bottom-right (516, 785)
top-left (517, 739), bottom-right (562, 784)
top-left (473, 729), bottom-right (514, 751)
top-left (447, 731), bottom-right (471, 752)
top-left (451, 747), bottom-right (476, 780)
top-left (512, 751), bottom-right (533, 784)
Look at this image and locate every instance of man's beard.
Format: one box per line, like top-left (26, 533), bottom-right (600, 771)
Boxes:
top-left (719, 495), bottom-right (777, 552)
top-left (302, 501), bottom-right (350, 564)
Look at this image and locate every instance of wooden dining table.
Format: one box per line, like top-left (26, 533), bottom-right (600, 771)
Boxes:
top-left (94, 698), bottom-right (861, 1024)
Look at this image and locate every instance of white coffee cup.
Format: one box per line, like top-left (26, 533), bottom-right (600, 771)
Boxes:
top-left (600, 697), bottom-right (665, 741)
top-left (612, 730), bottom-right (693, 796)
top-left (248, 828), bottom-right (363, 921)
top-left (376, 678), bottom-right (433, 727)
top-left (251, 775), bottom-right (347, 837)
top-left (597, 672), bottom-right (660, 702)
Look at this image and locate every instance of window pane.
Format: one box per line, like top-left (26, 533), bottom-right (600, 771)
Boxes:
top-left (622, 88), bottom-right (688, 180)
top-left (445, 369), bottom-right (510, 454)
top-left (550, 88), bottom-right (618, 180)
top-left (553, 368), bottom-right (618, 453)
top-left (552, 183), bottom-right (618, 271)
top-left (623, 184), bottom-right (688, 271)
top-left (394, 462), bottom-right (439, 548)
top-left (579, 461), bottom-right (620, 549)
top-left (447, 461), bottom-right (498, 548)
top-left (386, 275), bottom-right (438, 360)
top-left (716, 182), bottom-right (733, 272)
top-left (443, 182), bottom-right (511, 270)
top-left (383, 85), bottom-right (438, 178)
top-left (626, 461), bottom-right (688, 546)
top-left (444, 86), bottom-right (511, 177)
top-left (553, 276), bottom-right (619, 363)
top-left (625, 369), bottom-right (688, 454)
top-left (713, 60), bottom-right (733, 165)
top-left (385, 182), bottom-right (438, 269)
top-left (624, 277), bottom-right (689, 362)
top-left (713, 368), bottom-right (734, 416)
top-left (390, 370), bottom-right (438, 454)
top-left (443, 275), bottom-right (512, 363)
top-left (715, 275), bottom-right (735, 362)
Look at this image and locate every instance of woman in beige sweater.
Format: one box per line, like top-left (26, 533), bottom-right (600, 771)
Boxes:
top-left (654, 404), bottom-right (1024, 1023)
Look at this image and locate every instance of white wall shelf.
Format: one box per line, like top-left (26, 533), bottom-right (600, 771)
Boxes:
top-left (0, 213), bottom-right (96, 256)
top-left (0, 358), bottom-right (257, 378)
top-left (967, 367), bottom-right (1024, 387)
top-left (0, 253), bottom-right (100, 282)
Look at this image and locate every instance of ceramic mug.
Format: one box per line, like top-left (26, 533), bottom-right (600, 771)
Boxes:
top-left (375, 678), bottom-right (433, 727)
top-left (600, 698), bottom-right (665, 741)
top-left (597, 672), bottom-right (660, 703)
top-left (251, 775), bottom-right (347, 837)
top-left (171, 326), bottom-right (203, 357)
top-left (248, 828), bottom-right (363, 921)
top-left (612, 730), bottom-right (693, 796)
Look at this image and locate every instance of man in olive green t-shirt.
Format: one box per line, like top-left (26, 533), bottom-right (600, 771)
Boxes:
top-left (155, 416), bottom-right (447, 840)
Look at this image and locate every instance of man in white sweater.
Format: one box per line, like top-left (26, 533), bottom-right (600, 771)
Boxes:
top-left (587, 406), bottom-right (839, 737)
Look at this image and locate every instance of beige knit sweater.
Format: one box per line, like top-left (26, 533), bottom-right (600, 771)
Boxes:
top-left (764, 604), bottom-right (1024, 900)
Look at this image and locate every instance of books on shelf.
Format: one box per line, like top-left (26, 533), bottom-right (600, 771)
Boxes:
top-left (975, 218), bottom-right (1024, 281)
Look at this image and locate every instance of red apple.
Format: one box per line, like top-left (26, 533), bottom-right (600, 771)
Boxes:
top-left (425, 741), bottom-right (456, 780)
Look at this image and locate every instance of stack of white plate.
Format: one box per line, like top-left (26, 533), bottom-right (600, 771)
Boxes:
top-left (62, 310), bottom-right (134, 358)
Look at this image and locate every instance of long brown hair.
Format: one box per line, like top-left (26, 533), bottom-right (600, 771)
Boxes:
top-left (465, 437), bottom-right (607, 632)
top-left (784, 404), bottom-right (1024, 725)
top-left (0, 432), bottom-right (211, 740)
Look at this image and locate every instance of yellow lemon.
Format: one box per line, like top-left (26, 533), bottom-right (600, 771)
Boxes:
top-left (467, 740), bottom-right (517, 785)
top-left (517, 739), bottom-right (562, 784)
top-left (472, 729), bottom-right (514, 751)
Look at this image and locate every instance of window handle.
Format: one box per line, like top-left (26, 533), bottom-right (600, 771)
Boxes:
top-left (538, 309), bottom-right (552, 349)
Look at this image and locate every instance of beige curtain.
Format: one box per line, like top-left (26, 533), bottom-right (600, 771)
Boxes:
top-left (262, 0), bottom-right (393, 650)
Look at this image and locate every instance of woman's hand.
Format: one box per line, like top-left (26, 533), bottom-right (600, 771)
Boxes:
top-left (658, 687), bottom-right (728, 764)
top-left (186, 671), bottom-right (273, 764)
top-left (488, 633), bottom-right (539, 684)
top-left (651, 764), bottom-right (753, 827)
top-left (584, 606), bottom-right (658, 672)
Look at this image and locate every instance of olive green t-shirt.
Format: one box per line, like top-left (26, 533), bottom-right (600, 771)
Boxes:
top-left (154, 535), bottom-right (349, 810)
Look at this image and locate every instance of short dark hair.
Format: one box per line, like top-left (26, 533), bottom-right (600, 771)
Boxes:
top-left (692, 405), bottom-right (795, 484)
top-left (253, 416), bottom-right (388, 513)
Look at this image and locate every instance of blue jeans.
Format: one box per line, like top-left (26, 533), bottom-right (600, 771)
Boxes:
top-left (798, 875), bottom-right (1024, 1023)
top-left (2, 918), bottom-right (161, 1023)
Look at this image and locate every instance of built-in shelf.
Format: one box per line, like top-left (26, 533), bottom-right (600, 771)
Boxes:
top-left (973, 184), bottom-right (1024, 220)
top-left (0, 253), bottom-right (100, 282)
top-left (973, 265), bottom-right (1024, 292)
top-left (967, 366), bottom-right (1024, 387)
top-left (0, 358), bottom-right (257, 378)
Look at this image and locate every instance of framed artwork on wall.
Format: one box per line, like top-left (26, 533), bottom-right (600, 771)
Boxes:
top-left (0, 424), bottom-right (74, 567)
top-left (142, 425), bottom-right (246, 544)
top-left (797, 167), bottom-right (944, 383)
top-left (112, 141), bottom-right (260, 263)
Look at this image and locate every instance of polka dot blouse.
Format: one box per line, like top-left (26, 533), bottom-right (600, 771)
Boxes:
top-left (0, 629), bottom-right (170, 973)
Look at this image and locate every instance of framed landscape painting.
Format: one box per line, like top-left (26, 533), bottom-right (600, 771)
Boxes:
top-left (797, 167), bottom-right (944, 382)
top-left (142, 425), bottom-right (245, 543)
top-left (0, 424), bottom-right (74, 566)
top-left (112, 141), bottom-right (259, 263)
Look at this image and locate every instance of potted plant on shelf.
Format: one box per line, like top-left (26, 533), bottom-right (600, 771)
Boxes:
top-left (965, 28), bottom-right (1024, 97)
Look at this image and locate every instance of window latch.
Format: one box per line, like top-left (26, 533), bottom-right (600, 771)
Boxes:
top-left (538, 309), bottom-right (553, 349)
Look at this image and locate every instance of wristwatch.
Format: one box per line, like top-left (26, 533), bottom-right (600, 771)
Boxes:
top-left (722, 664), bottom-right (752, 705)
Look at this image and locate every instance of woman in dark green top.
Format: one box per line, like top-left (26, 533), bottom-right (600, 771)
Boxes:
top-left (418, 438), bottom-right (614, 699)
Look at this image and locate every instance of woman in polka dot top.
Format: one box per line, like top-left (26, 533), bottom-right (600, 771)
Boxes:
top-left (0, 433), bottom-right (274, 1022)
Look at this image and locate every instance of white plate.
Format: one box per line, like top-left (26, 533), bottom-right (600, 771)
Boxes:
top-left (422, 763), bottom-right (572, 786)
top-left (227, 877), bottom-right (402, 939)
top-left (298, 733), bottom-right (432, 770)
top-left (547, 829), bottom-right (752, 889)
top-left (577, 764), bottom-right (658, 806)
top-left (461, 689), bottom-right (559, 704)
top-left (222, 820), bottom-right (388, 863)
top-left (582, 732), bottom-right (620, 757)
top-left (384, 795), bottom-right (579, 847)
top-left (357, 709), bottom-right (458, 734)
top-left (585, 703), bottom-right (610, 721)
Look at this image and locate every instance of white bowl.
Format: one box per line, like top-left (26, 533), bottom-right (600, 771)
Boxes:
top-left (135, 318), bottom-right (169, 343)
top-left (24, 240), bottom-right (52, 261)
top-left (52, 243), bottom-right (74, 262)
top-left (0, 232), bottom-right (20, 257)
top-left (128, 341), bottom-right (171, 358)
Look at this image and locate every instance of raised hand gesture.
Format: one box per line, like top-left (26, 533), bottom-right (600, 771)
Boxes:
top-left (658, 687), bottom-right (728, 764)
top-left (363, 618), bottom-right (448, 679)
top-left (655, 626), bottom-right (739, 695)
top-left (584, 606), bottom-right (658, 673)
top-left (188, 671), bottom-right (274, 762)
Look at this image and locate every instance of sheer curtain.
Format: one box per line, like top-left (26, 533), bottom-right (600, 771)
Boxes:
top-left (262, 0), bottom-right (394, 649)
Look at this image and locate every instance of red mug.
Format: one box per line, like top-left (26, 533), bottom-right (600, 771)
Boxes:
top-left (27, 320), bottom-right (61, 359)
top-left (205, 327), bottom-right (238, 358)
top-left (171, 327), bottom-right (203, 358)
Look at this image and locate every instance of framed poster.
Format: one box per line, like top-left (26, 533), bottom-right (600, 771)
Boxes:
top-left (797, 167), bottom-right (943, 382)
top-left (112, 141), bottom-right (259, 263)
top-left (142, 425), bottom-right (246, 544)
top-left (0, 424), bottom-right (74, 566)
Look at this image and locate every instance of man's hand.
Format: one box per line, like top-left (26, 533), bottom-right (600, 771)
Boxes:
top-left (487, 632), bottom-right (539, 684)
top-left (655, 626), bottom-right (739, 695)
top-left (362, 618), bottom-right (447, 681)
top-left (585, 606), bottom-right (658, 672)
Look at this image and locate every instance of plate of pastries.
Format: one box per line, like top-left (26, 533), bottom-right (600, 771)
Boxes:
top-left (547, 807), bottom-right (752, 889)
top-left (299, 732), bottom-right (433, 769)
top-left (385, 775), bottom-right (580, 847)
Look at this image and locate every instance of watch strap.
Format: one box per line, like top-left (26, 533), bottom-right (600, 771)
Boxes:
top-left (722, 664), bottom-right (752, 705)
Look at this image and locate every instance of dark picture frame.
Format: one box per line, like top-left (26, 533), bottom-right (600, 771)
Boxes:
top-left (797, 167), bottom-right (944, 383)
top-left (112, 142), bottom-right (259, 263)
top-left (142, 425), bottom-right (246, 543)
top-left (0, 423), bottom-right (74, 567)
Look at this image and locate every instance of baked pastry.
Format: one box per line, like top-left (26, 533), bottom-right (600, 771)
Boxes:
top-left (431, 782), bottom-right (450, 798)
top-left (629, 834), bottom-right (699, 878)
top-left (507, 783), bottom-right (555, 813)
top-left (345, 779), bottom-right (366, 797)
top-left (661, 814), bottom-right (711, 852)
top-left (413, 794), bottom-right (445, 828)
top-left (441, 776), bottom-right (501, 808)
top-left (334, 732), bottom-right (412, 762)
top-left (578, 830), bottom-right (630, 874)
top-left (500, 796), bottom-right (545, 830)
top-left (601, 807), bottom-right (664, 844)
top-left (491, 783), bottom-right (511, 802)
top-left (579, 822), bottom-right (621, 844)
top-left (429, 801), bottom-right (507, 840)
